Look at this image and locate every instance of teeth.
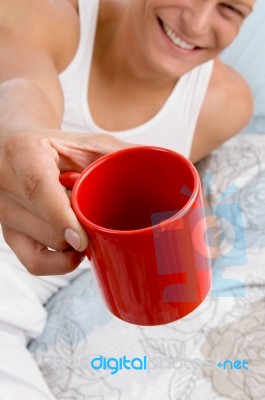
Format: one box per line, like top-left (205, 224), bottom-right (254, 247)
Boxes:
top-left (162, 22), bottom-right (196, 50)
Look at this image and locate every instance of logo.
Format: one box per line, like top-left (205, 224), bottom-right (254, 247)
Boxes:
top-left (90, 355), bottom-right (147, 375)
top-left (151, 175), bottom-right (248, 300)
top-left (41, 355), bottom-right (249, 374)
top-left (216, 359), bottom-right (249, 370)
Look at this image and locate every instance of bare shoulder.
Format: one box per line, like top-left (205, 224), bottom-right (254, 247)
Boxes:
top-left (190, 57), bottom-right (253, 163)
top-left (0, 0), bottom-right (79, 72)
top-left (208, 57), bottom-right (253, 119)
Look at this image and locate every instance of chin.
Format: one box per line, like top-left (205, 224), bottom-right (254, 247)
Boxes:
top-left (149, 57), bottom-right (207, 81)
top-left (145, 45), bottom-right (215, 81)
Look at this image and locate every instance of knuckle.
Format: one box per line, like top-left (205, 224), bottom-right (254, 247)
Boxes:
top-left (2, 134), bottom-right (21, 159)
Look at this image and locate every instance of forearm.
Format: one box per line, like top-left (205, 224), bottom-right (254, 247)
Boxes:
top-left (0, 78), bottom-right (62, 145)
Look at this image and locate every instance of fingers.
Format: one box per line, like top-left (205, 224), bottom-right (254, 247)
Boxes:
top-left (2, 227), bottom-right (86, 276)
top-left (1, 131), bottom-right (136, 273)
top-left (49, 133), bottom-right (137, 172)
top-left (0, 196), bottom-right (68, 251)
top-left (24, 172), bottom-right (89, 251)
top-left (5, 137), bottom-right (89, 251)
top-left (49, 137), bottom-right (101, 172)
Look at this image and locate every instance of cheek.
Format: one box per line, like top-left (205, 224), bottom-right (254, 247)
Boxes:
top-left (220, 19), bottom-right (242, 46)
top-left (216, 20), bottom-right (242, 51)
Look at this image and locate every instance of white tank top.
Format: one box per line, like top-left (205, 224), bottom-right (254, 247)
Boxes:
top-left (59, 0), bottom-right (213, 158)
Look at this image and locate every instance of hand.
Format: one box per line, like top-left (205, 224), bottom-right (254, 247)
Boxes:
top-left (0, 130), bottom-right (135, 275)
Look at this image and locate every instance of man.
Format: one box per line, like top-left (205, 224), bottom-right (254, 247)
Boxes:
top-left (0, 1), bottom-right (256, 396)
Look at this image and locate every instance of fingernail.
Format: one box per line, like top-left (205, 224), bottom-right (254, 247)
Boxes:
top-left (64, 228), bottom-right (81, 251)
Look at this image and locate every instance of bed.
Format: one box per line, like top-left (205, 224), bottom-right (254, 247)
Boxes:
top-left (28, 1), bottom-right (265, 398)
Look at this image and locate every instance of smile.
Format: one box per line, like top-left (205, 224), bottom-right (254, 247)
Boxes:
top-left (159, 19), bottom-right (197, 51)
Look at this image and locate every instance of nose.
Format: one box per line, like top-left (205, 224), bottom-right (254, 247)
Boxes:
top-left (180, 3), bottom-right (213, 36)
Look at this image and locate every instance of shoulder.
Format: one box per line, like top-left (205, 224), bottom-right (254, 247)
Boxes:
top-left (207, 58), bottom-right (253, 123)
top-left (0, 0), bottom-right (79, 72)
top-left (190, 57), bottom-right (253, 163)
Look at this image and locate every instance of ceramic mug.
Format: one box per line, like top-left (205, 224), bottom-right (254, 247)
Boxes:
top-left (60, 146), bottom-right (211, 325)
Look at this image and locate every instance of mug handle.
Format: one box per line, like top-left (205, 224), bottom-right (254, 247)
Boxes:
top-left (59, 172), bottom-right (80, 190)
top-left (59, 172), bottom-right (92, 260)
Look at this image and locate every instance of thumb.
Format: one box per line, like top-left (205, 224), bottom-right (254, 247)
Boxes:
top-left (64, 227), bottom-right (88, 252)
top-left (59, 174), bottom-right (89, 251)
top-left (28, 172), bottom-right (89, 252)
top-left (59, 172), bottom-right (88, 251)
top-left (19, 155), bottom-right (89, 252)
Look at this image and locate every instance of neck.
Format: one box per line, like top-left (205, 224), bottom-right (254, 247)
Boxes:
top-left (94, 0), bottom-right (177, 91)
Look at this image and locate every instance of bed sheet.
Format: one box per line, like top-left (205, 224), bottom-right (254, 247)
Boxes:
top-left (28, 131), bottom-right (265, 400)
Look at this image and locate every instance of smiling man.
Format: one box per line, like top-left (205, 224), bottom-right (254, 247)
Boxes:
top-left (0, 0), bottom-right (255, 273)
top-left (0, 0), bottom-right (256, 398)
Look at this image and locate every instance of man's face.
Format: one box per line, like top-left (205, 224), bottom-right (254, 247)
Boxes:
top-left (131, 0), bottom-right (255, 78)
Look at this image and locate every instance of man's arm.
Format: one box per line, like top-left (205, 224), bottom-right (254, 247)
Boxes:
top-left (0, 0), bottom-right (135, 276)
top-left (190, 57), bottom-right (253, 164)
top-left (0, 0), bottom-right (92, 274)
top-left (190, 58), bottom-right (253, 260)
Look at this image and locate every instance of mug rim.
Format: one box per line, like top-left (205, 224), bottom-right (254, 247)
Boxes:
top-left (71, 146), bottom-right (200, 235)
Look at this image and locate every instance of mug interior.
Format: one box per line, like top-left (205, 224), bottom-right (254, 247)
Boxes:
top-left (74, 147), bottom-right (197, 231)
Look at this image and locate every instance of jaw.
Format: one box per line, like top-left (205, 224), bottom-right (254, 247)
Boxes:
top-left (139, 14), bottom-right (220, 82)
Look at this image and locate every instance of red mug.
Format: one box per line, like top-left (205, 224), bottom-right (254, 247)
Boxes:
top-left (60, 146), bottom-right (211, 325)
